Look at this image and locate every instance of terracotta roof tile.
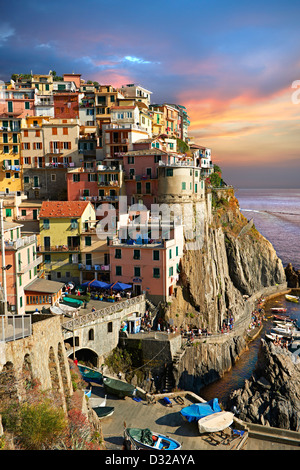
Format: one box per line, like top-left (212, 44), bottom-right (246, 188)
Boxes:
top-left (39, 201), bottom-right (89, 218)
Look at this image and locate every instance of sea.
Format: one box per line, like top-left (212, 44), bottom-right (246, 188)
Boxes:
top-left (235, 188), bottom-right (300, 270)
top-left (200, 188), bottom-right (300, 403)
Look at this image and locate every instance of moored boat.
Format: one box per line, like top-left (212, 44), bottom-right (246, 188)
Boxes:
top-left (78, 365), bottom-right (103, 384)
top-left (285, 295), bottom-right (299, 303)
top-left (198, 411), bottom-right (234, 434)
top-left (124, 427), bottom-right (181, 450)
top-left (103, 376), bottom-right (135, 398)
top-left (94, 406), bottom-right (114, 419)
top-left (271, 307), bottom-right (287, 313)
top-left (180, 398), bottom-right (222, 423)
top-left (271, 327), bottom-right (294, 338)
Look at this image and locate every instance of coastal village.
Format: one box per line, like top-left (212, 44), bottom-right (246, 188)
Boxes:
top-left (1, 71), bottom-right (300, 452)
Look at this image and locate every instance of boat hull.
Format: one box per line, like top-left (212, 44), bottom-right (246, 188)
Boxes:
top-left (94, 406), bottom-right (114, 419)
top-left (103, 377), bottom-right (135, 398)
top-left (198, 411), bottom-right (234, 434)
top-left (285, 295), bottom-right (299, 303)
top-left (124, 428), bottom-right (181, 450)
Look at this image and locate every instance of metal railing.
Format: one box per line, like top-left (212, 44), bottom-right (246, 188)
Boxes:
top-left (0, 315), bottom-right (32, 343)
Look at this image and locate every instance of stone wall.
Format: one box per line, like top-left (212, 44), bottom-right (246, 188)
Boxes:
top-left (0, 315), bottom-right (73, 412)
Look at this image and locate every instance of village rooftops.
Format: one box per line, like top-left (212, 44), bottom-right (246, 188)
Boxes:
top-left (25, 277), bottom-right (65, 294)
top-left (39, 201), bottom-right (89, 218)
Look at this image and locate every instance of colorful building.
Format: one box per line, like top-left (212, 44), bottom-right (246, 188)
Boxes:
top-left (38, 200), bottom-right (98, 284)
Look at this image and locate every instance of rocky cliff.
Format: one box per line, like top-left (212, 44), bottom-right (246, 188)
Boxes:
top-left (166, 189), bottom-right (286, 332)
top-left (226, 340), bottom-right (300, 431)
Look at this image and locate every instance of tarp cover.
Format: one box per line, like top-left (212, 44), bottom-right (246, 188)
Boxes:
top-left (180, 398), bottom-right (222, 423)
top-left (127, 428), bottom-right (154, 446)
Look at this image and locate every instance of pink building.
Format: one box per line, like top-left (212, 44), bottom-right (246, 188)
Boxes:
top-left (108, 212), bottom-right (184, 303)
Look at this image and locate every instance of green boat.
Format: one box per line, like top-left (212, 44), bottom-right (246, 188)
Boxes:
top-left (78, 365), bottom-right (102, 384)
top-left (62, 296), bottom-right (84, 308)
top-left (124, 427), bottom-right (181, 450)
top-left (103, 377), bottom-right (135, 398)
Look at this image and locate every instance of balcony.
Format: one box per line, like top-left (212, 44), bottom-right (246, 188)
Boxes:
top-left (38, 245), bottom-right (80, 252)
top-left (5, 235), bottom-right (37, 250)
top-left (17, 256), bottom-right (43, 274)
top-left (78, 264), bottom-right (110, 271)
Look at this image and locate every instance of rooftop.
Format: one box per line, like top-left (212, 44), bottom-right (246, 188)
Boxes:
top-left (39, 201), bottom-right (90, 218)
top-left (25, 278), bottom-right (65, 294)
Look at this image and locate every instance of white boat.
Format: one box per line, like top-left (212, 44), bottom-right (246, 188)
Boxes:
top-left (285, 295), bottom-right (299, 303)
top-left (271, 327), bottom-right (293, 338)
top-left (265, 333), bottom-right (283, 341)
top-left (197, 411), bottom-right (234, 434)
top-left (271, 307), bottom-right (287, 313)
top-left (274, 321), bottom-right (295, 328)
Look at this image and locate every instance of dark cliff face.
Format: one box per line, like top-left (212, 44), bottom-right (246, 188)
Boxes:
top-left (227, 340), bottom-right (300, 430)
top-left (167, 191), bottom-right (286, 331)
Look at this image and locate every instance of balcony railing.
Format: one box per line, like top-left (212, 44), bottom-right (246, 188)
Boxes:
top-left (5, 235), bottom-right (37, 250)
top-left (38, 245), bottom-right (80, 252)
top-left (0, 315), bottom-right (32, 343)
top-left (78, 264), bottom-right (110, 271)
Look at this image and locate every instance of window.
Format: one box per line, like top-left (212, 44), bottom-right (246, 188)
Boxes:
top-left (153, 268), bottom-right (160, 278)
top-left (116, 266), bottom-right (122, 276)
top-left (24, 176), bottom-right (29, 184)
top-left (63, 127), bottom-right (68, 135)
top-left (134, 266), bottom-right (141, 277)
top-left (182, 182), bottom-right (186, 190)
top-left (169, 249), bottom-right (172, 259)
top-left (85, 236), bottom-right (91, 246)
top-left (73, 174), bottom-right (80, 182)
top-left (86, 254), bottom-right (92, 265)
top-left (5, 208), bottom-right (12, 217)
top-left (88, 329), bottom-right (94, 340)
top-left (153, 250), bottom-right (160, 261)
top-left (43, 219), bottom-right (50, 229)
top-left (56, 272), bottom-right (61, 279)
top-left (5, 173), bottom-right (10, 179)
top-left (25, 102), bottom-right (30, 110)
top-left (44, 255), bottom-right (51, 264)
top-left (51, 174), bottom-right (56, 181)
top-left (133, 249), bottom-right (140, 260)
top-left (107, 322), bottom-right (113, 333)
top-left (176, 246), bottom-right (179, 256)
top-left (115, 249), bottom-right (122, 259)
top-left (8, 102), bottom-right (13, 113)
top-left (3, 146), bottom-right (9, 154)
top-left (21, 209), bottom-right (26, 217)
top-left (136, 182), bottom-right (142, 194)
top-left (52, 127), bottom-right (57, 135)
top-left (169, 266), bottom-right (174, 277)
top-left (128, 156), bottom-right (135, 164)
top-left (166, 168), bottom-right (173, 177)
top-left (145, 182), bottom-right (151, 194)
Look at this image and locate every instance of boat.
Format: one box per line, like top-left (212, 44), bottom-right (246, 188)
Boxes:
top-left (285, 295), bottom-right (299, 303)
top-left (62, 296), bottom-right (84, 308)
top-left (198, 411), bottom-right (234, 434)
top-left (94, 406), bottom-right (114, 419)
top-left (271, 327), bottom-right (294, 338)
top-left (273, 314), bottom-right (292, 321)
top-left (265, 333), bottom-right (283, 341)
top-left (180, 398), bottom-right (222, 423)
top-left (78, 365), bottom-right (102, 384)
top-left (124, 427), bottom-right (181, 450)
top-left (103, 376), bottom-right (136, 398)
top-left (271, 307), bottom-right (287, 313)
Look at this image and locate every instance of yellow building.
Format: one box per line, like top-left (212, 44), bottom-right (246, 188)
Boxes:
top-left (0, 116), bottom-right (23, 194)
top-left (38, 200), bottom-right (96, 284)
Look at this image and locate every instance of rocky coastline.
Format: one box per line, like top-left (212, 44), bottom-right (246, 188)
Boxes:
top-left (226, 339), bottom-right (300, 431)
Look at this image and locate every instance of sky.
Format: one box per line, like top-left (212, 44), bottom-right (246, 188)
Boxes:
top-left (1, 0), bottom-right (299, 188)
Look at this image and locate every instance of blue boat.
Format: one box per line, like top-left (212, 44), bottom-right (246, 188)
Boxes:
top-left (180, 398), bottom-right (222, 423)
top-left (124, 427), bottom-right (181, 450)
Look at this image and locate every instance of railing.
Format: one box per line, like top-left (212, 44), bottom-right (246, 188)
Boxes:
top-left (38, 245), bottom-right (80, 252)
top-left (5, 235), bottom-right (37, 250)
top-left (78, 263), bottom-right (110, 271)
top-left (0, 315), bottom-right (32, 343)
top-left (62, 294), bottom-right (145, 331)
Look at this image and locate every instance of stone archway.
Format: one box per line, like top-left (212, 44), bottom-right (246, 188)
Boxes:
top-left (72, 348), bottom-right (99, 368)
top-left (0, 361), bottom-right (18, 408)
top-left (57, 342), bottom-right (71, 398)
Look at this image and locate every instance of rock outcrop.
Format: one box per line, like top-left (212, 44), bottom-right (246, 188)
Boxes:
top-left (226, 340), bottom-right (300, 431)
top-left (285, 263), bottom-right (300, 288)
top-left (166, 190), bottom-right (286, 332)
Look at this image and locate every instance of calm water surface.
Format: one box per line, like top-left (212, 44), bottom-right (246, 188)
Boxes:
top-left (235, 188), bottom-right (300, 270)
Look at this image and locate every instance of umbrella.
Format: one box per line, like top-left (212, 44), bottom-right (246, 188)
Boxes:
top-left (81, 279), bottom-right (110, 289)
top-left (106, 282), bottom-right (132, 291)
